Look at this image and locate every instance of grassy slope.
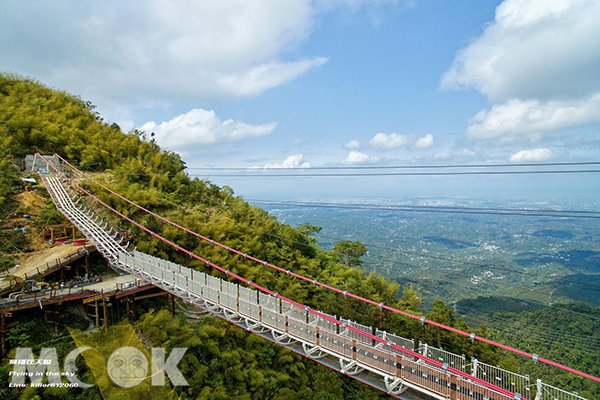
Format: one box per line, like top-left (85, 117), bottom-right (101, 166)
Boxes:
top-left (1, 73), bottom-right (596, 398)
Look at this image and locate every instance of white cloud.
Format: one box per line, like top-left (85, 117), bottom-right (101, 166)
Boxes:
top-left (0, 1), bottom-right (324, 107)
top-left (370, 133), bottom-right (409, 150)
top-left (0, 0), bottom-right (406, 112)
top-left (456, 149), bottom-right (477, 158)
top-left (441, 0), bottom-right (600, 101)
top-left (433, 152), bottom-right (451, 161)
top-left (442, 0), bottom-right (600, 142)
top-left (259, 154), bottom-right (312, 169)
top-left (370, 132), bottom-right (435, 150)
top-left (466, 94), bottom-right (600, 139)
top-left (344, 151), bottom-right (379, 164)
top-left (344, 140), bottom-right (361, 150)
top-left (414, 134), bottom-right (434, 149)
top-left (141, 108), bottom-right (276, 151)
top-left (509, 148), bottom-right (555, 162)
top-left (215, 58), bottom-right (328, 97)
top-left (433, 149), bottom-right (476, 161)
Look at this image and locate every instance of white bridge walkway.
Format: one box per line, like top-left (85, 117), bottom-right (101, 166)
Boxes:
top-left (41, 173), bottom-right (588, 400)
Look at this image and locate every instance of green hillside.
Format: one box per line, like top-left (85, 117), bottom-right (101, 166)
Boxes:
top-left (0, 73), bottom-right (596, 399)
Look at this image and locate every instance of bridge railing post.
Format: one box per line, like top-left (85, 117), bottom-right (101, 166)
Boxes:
top-left (535, 379), bottom-right (542, 400)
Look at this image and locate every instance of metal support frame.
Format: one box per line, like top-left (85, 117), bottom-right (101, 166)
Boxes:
top-left (302, 343), bottom-right (326, 359)
top-left (340, 359), bottom-right (364, 376)
top-left (384, 376), bottom-right (407, 396)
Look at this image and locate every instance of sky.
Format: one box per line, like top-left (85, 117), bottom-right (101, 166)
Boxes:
top-left (2, 0), bottom-right (600, 201)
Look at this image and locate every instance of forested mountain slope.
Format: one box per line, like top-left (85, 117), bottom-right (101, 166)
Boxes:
top-left (1, 73), bottom-right (596, 399)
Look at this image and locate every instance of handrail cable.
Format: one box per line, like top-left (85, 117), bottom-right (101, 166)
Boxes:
top-left (37, 153), bottom-right (519, 398)
top-left (53, 153), bottom-right (600, 385)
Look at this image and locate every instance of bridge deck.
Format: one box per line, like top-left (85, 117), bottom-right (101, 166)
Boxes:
top-left (36, 169), bottom-right (589, 400)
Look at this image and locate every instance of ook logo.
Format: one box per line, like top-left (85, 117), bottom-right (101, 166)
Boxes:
top-left (107, 347), bottom-right (149, 388)
top-left (9, 346), bottom-right (188, 388)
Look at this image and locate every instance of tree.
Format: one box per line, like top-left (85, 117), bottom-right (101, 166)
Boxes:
top-left (425, 300), bottom-right (457, 348)
top-left (499, 354), bottom-right (520, 373)
top-left (298, 223), bottom-right (322, 244)
top-left (332, 240), bottom-right (368, 268)
top-left (400, 283), bottom-right (424, 313)
top-left (0, 153), bottom-right (19, 207)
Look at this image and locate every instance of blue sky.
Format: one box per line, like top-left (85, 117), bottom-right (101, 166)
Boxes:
top-left (2, 0), bottom-right (600, 201)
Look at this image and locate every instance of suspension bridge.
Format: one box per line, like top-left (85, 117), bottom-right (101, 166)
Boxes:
top-left (34, 153), bottom-right (598, 400)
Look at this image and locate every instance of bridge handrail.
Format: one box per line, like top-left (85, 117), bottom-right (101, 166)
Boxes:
top-left (38, 154), bottom-right (593, 399)
top-left (536, 379), bottom-right (587, 400)
top-left (470, 358), bottom-right (531, 397)
top-left (127, 250), bottom-right (521, 400)
top-left (375, 328), bottom-right (415, 351)
top-left (417, 342), bottom-right (467, 371)
top-left (51, 153), bottom-right (600, 387)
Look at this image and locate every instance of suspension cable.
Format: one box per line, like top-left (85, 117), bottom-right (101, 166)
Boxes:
top-left (37, 153), bottom-right (519, 397)
top-left (54, 153), bottom-right (600, 385)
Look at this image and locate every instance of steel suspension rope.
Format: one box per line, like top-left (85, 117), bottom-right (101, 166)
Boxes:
top-left (185, 161), bottom-right (600, 171)
top-left (39, 153), bottom-right (520, 397)
top-left (54, 153), bottom-right (600, 385)
top-left (187, 169), bottom-right (600, 178)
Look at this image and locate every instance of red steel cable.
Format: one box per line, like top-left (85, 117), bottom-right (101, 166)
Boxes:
top-left (55, 153), bottom-right (600, 385)
top-left (39, 153), bottom-right (520, 397)
top-left (40, 155), bottom-right (527, 398)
